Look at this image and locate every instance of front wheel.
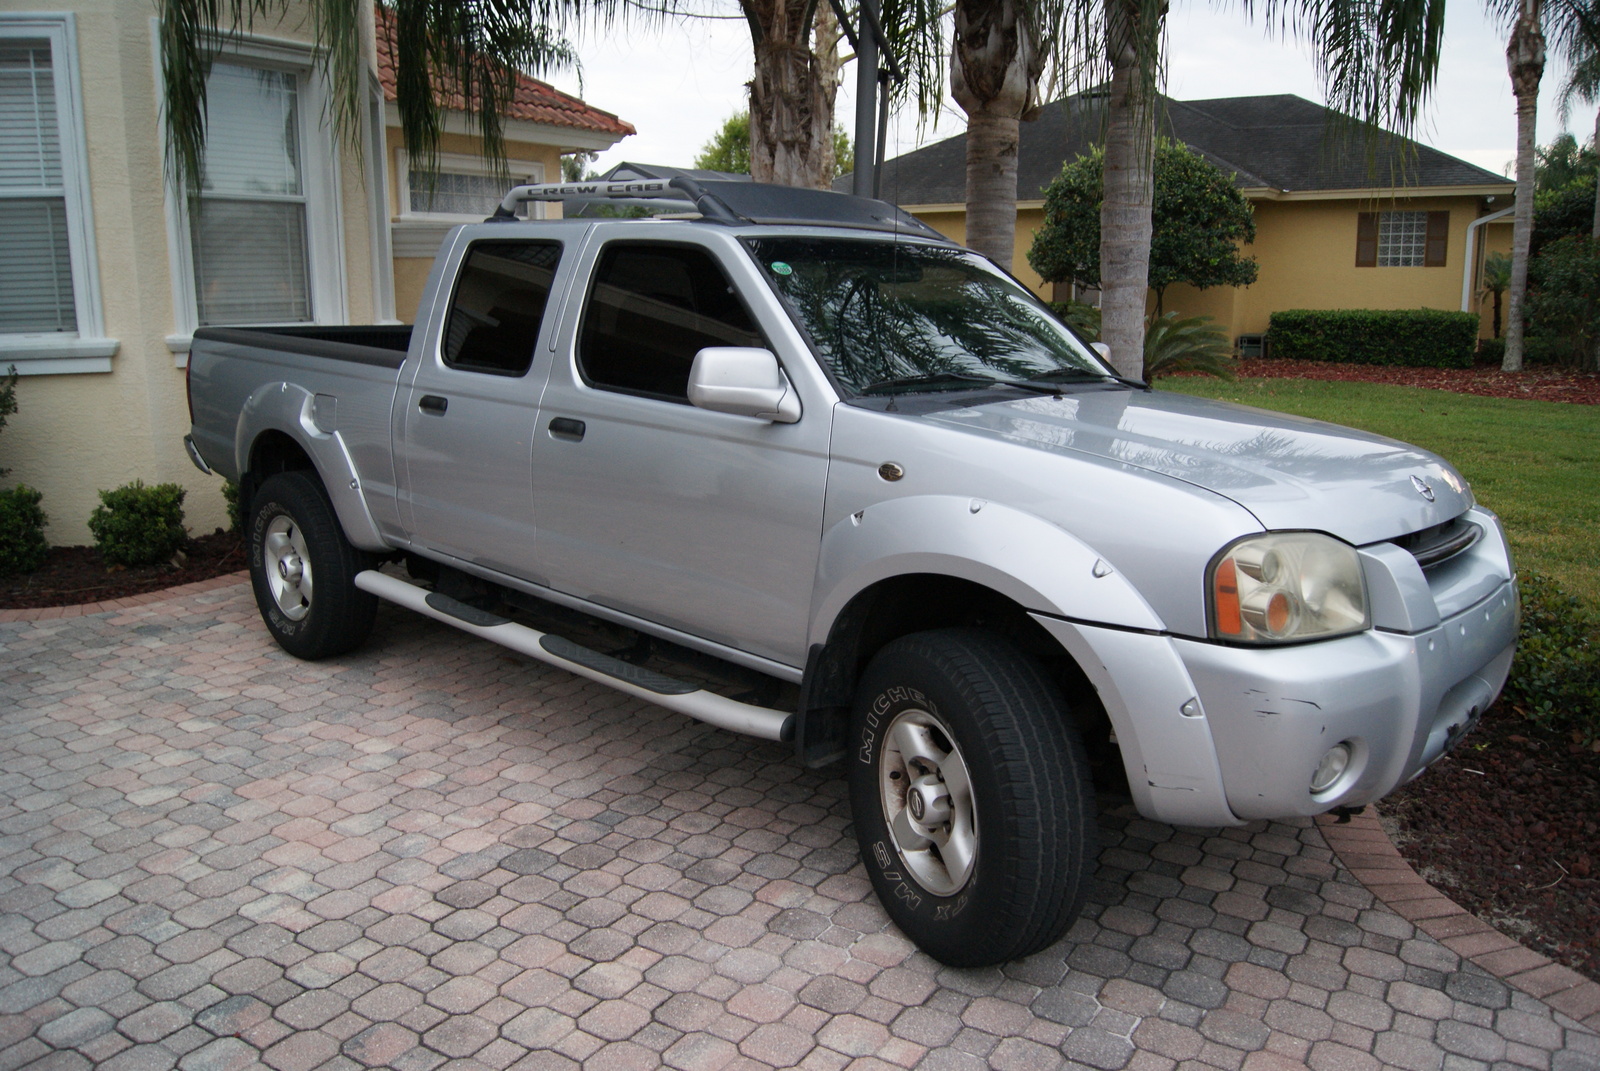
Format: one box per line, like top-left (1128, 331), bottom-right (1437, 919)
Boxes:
top-left (248, 471), bottom-right (377, 660)
top-left (848, 629), bottom-right (1097, 966)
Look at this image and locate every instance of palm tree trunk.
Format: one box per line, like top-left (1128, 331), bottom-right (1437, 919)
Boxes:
top-left (963, 107), bottom-right (1022, 263)
top-left (747, 0), bottom-right (834, 189)
top-left (1099, 0), bottom-right (1158, 381)
top-left (1503, 0), bottom-right (1545, 373)
top-left (1592, 106), bottom-right (1599, 239)
top-left (949, 0), bottom-right (1042, 265)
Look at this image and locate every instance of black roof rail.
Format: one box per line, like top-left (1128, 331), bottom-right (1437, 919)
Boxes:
top-left (486, 177), bottom-right (947, 240)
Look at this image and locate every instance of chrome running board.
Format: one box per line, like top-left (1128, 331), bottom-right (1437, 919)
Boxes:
top-left (355, 570), bottom-right (794, 742)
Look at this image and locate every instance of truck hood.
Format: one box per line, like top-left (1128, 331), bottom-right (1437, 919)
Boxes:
top-left (924, 388), bottom-right (1472, 545)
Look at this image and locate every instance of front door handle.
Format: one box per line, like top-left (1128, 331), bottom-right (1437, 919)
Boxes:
top-left (418, 394), bottom-right (448, 414)
top-left (548, 417), bottom-right (586, 441)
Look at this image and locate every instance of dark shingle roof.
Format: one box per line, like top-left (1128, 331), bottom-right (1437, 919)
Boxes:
top-left (852, 93), bottom-right (1509, 205)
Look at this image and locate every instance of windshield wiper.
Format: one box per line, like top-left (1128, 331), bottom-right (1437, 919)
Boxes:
top-left (860, 372), bottom-right (1006, 395)
top-left (1024, 367), bottom-right (1148, 390)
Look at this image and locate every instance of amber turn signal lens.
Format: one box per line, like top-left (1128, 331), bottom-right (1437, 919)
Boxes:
top-left (1213, 558), bottom-right (1242, 637)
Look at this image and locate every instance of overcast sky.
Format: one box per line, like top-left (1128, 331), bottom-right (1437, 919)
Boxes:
top-left (543, 0), bottom-right (1599, 182)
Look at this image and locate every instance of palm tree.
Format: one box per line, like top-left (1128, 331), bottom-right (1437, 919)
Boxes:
top-left (161, 0), bottom-right (855, 196)
top-left (159, 0), bottom-right (585, 197)
top-left (1491, 0), bottom-right (1594, 371)
top-left (1481, 251), bottom-right (1514, 338)
top-left (1555, 4), bottom-right (1600, 237)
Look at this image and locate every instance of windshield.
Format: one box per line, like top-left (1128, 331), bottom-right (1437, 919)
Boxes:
top-left (744, 236), bottom-right (1112, 395)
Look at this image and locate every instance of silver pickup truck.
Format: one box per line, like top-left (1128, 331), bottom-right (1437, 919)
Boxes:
top-left (185, 177), bottom-right (1517, 967)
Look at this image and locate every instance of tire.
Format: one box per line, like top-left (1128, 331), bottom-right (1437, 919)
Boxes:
top-left (248, 471), bottom-right (377, 660)
top-left (848, 628), bottom-right (1097, 966)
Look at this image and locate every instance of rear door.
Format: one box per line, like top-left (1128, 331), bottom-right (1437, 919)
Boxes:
top-left (398, 237), bottom-right (565, 576)
top-left (530, 232), bottom-right (833, 669)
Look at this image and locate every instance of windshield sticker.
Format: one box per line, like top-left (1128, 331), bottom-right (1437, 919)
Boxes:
top-left (770, 261), bottom-right (793, 276)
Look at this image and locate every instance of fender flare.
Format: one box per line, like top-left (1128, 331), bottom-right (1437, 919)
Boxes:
top-left (236, 382), bottom-right (389, 551)
top-left (809, 494), bottom-right (1165, 648)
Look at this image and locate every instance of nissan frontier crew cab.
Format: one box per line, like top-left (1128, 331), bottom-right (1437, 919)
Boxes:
top-left (184, 176), bottom-right (1518, 967)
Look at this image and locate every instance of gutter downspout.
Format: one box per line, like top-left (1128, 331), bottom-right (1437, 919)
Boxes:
top-left (1461, 206), bottom-right (1516, 312)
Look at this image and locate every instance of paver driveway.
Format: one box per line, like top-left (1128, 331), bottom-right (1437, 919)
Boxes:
top-left (0, 580), bottom-right (1595, 1071)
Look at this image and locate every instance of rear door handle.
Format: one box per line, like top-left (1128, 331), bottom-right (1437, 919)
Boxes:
top-left (418, 394), bottom-right (448, 414)
top-left (548, 417), bottom-right (585, 441)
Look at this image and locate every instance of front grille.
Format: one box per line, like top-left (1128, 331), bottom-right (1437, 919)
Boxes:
top-left (1393, 517), bottom-right (1482, 570)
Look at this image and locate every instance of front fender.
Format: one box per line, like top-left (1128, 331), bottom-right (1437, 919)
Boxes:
top-left (237, 382), bottom-right (389, 551)
top-left (809, 495), bottom-right (1164, 647)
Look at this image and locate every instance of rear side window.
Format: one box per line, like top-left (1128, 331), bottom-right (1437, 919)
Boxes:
top-left (441, 241), bottom-right (562, 375)
top-left (578, 243), bottom-right (765, 400)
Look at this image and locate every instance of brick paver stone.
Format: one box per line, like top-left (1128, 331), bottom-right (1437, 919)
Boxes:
top-left (0, 583), bottom-right (1589, 1070)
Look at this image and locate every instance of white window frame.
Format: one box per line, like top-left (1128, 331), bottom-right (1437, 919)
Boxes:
top-left (396, 150), bottom-right (544, 223)
top-left (1377, 210), bottom-right (1429, 268)
top-left (390, 150), bottom-right (543, 261)
top-left (162, 32), bottom-right (347, 361)
top-left (0, 13), bottom-right (115, 375)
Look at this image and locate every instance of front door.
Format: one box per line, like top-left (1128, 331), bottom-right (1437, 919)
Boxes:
top-left (530, 237), bottom-right (831, 669)
top-left (399, 238), bottom-right (563, 576)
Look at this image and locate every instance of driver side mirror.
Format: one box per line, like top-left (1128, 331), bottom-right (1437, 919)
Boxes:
top-left (687, 348), bottom-right (801, 424)
top-left (1091, 341), bottom-right (1112, 364)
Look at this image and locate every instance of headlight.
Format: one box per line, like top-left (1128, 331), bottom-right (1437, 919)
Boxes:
top-left (1209, 532), bottom-right (1369, 644)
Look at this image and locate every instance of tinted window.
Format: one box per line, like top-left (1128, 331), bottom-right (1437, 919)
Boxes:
top-left (745, 237), bottom-right (1105, 395)
top-left (442, 241), bottom-right (562, 375)
top-left (578, 243), bottom-right (764, 400)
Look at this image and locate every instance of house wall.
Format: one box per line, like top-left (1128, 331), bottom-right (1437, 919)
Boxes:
top-left (2, 0), bottom-right (381, 544)
top-left (909, 194), bottom-right (1510, 348)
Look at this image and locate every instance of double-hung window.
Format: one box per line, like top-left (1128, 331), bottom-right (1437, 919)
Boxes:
top-left (0, 14), bottom-right (112, 373)
top-left (169, 39), bottom-right (344, 344)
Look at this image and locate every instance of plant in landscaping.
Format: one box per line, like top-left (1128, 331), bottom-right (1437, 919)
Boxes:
top-left (87, 481), bottom-right (188, 567)
top-left (0, 485), bottom-right (47, 576)
top-left (1527, 235), bottom-right (1600, 370)
top-left (1480, 251), bottom-right (1514, 339)
top-left (221, 480), bottom-right (243, 534)
top-left (1267, 309), bottom-right (1478, 368)
top-left (1029, 142), bottom-right (1258, 309)
top-left (1504, 571), bottom-right (1600, 747)
top-left (1050, 302), bottom-right (1235, 381)
top-left (0, 365), bottom-right (16, 479)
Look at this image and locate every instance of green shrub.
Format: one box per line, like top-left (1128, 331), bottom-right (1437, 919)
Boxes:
top-left (1476, 337), bottom-right (1505, 365)
top-left (1503, 572), bottom-right (1600, 746)
top-left (0, 484), bottom-right (47, 576)
top-left (1266, 309), bottom-right (1479, 368)
top-left (221, 480), bottom-right (243, 534)
top-left (0, 365), bottom-right (16, 480)
top-left (1527, 235), bottom-right (1600, 370)
top-left (88, 481), bottom-right (187, 567)
top-left (1047, 302), bottom-right (1236, 381)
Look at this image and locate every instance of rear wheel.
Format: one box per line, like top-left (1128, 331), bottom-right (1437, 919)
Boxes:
top-left (248, 471), bottom-right (377, 659)
top-left (848, 629), bottom-right (1096, 966)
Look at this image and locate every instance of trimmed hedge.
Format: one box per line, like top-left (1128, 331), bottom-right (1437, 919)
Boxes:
top-left (1266, 309), bottom-right (1478, 368)
top-left (88, 481), bottom-right (187, 567)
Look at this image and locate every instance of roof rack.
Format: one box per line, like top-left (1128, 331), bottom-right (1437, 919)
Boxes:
top-left (487, 175), bottom-right (947, 240)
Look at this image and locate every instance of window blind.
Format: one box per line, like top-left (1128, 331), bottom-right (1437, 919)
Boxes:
top-left (190, 62), bottom-right (311, 325)
top-left (0, 40), bottom-right (76, 333)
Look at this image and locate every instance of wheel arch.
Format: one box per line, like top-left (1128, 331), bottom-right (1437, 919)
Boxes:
top-left (794, 572), bottom-right (1112, 772)
top-left (235, 384), bottom-right (389, 551)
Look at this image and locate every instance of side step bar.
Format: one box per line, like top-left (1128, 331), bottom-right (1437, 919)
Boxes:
top-left (354, 570), bottom-right (795, 742)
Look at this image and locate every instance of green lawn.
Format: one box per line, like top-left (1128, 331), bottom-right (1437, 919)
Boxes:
top-left (1161, 377), bottom-right (1600, 607)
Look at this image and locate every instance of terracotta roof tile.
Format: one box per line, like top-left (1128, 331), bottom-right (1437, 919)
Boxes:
top-left (374, 14), bottom-right (633, 140)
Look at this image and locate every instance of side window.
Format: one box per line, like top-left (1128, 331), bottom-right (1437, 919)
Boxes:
top-left (578, 243), bottom-right (765, 400)
top-left (442, 240), bottom-right (562, 376)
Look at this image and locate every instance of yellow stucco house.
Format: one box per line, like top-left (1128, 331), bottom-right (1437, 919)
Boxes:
top-left (872, 93), bottom-right (1516, 347)
top-left (0, 1), bottom-right (630, 542)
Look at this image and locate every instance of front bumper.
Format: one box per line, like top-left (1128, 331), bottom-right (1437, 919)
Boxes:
top-left (1031, 508), bottom-right (1518, 827)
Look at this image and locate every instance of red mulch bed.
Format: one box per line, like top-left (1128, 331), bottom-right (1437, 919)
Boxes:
top-left (0, 530), bottom-right (245, 610)
top-left (2, 361), bottom-right (1595, 982)
top-left (1384, 709), bottom-right (1600, 981)
top-left (1230, 357), bottom-right (1600, 405)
